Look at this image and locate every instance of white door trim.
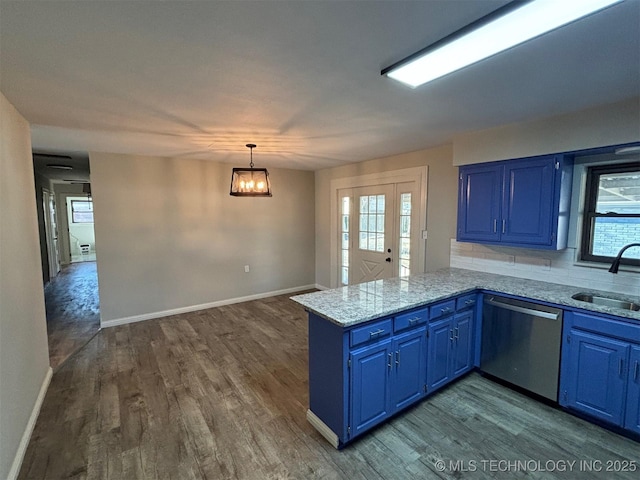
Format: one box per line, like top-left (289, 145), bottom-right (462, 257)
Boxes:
top-left (330, 166), bottom-right (428, 288)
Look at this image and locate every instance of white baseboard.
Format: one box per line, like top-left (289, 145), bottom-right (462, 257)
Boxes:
top-left (314, 283), bottom-right (330, 290)
top-left (306, 409), bottom-right (340, 449)
top-left (101, 284), bottom-right (317, 328)
top-left (8, 366), bottom-right (53, 480)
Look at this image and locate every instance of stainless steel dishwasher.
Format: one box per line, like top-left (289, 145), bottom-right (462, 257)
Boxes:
top-left (481, 295), bottom-right (563, 401)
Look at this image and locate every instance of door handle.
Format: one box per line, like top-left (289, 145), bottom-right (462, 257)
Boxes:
top-left (369, 329), bottom-right (385, 338)
top-left (388, 353), bottom-right (392, 370)
top-left (385, 257), bottom-right (391, 262)
top-left (395, 351), bottom-right (400, 367)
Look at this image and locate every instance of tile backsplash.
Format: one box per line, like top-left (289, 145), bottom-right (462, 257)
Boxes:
top-left (449, 239), bottom-right (640, 298)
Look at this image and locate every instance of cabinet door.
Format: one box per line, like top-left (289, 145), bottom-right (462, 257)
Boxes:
top-left (457, 164), bottom-right (502, 243)
top-left (391, 328), bottom-right (427, 412)
top-left (427, 317), bottom-right (453, 391)
top-left (349, 340), bottom-right (392, 437)
top-left (451, 310), bottom-right (474, 379)
top-left (624, 346), bottom-right (640, 434)
top-left (566, 330), bottom-right (628, 426)
top-left (501, 156), bottom-right (555, 246)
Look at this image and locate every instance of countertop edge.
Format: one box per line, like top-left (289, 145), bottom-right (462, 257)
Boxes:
top-left (291, 269), bottom-right (640, 327)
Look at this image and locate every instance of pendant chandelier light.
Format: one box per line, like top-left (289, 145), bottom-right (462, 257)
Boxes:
top-left (230, 144), bottom-right (272, 197)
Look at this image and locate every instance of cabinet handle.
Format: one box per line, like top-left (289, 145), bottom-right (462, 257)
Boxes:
top-left (449, 329), bottom-right (454, 343)
top-left (441, 307), bottom-right (452, 314)
top-left (502, 219), bottom-right (506, 234)
top-left (634, 361), bottom-right (639, 381)
top-left (409, 317), bottom-right (419, 326)
top-left (619, 358), bottom-right (624, 376)
top-left (388, 353), bottom-right (392, 370)
top-left (454, 327), bottom-right (459, 341)
top-left (464, 299), bottom-right (474, 306)
top-left (395, 350), bottom-right (400, 367)
top-left (369, 329), bottom-right (385, 338)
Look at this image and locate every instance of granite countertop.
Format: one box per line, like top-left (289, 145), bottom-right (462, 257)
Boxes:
top-left (291, 268), bottom-right (640, 327)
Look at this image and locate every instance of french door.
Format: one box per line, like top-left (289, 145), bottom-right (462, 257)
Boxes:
top-left (339, 181), bottom-right (419, 285)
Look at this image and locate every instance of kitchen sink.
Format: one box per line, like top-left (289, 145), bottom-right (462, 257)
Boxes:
top-left (571, 293), bottom-right (640, 311)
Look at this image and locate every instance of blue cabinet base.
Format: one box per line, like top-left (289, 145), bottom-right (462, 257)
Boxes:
top-left (307, 294), bottom-right (477, 448)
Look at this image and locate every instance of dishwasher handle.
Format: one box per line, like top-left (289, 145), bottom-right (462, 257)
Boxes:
top-left (485, 297), bottom-right (560, 321)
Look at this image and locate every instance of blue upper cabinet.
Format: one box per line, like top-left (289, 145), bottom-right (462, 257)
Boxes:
top-left (458, 163), bottom-right (502, 242)
top-left (457, 154), bottom-right (573, 250)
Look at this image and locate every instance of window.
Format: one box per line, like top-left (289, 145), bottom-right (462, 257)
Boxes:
top-left (580, 162), bottom-right (640, 266)
top-left (399, 192), bottom-right (411, 276)
top-left (358, 194), bottom-right (385, 252)
top-left (71, 200), bottom-right (94, 223)
top-left (340, 196), bottom-right (350, 285)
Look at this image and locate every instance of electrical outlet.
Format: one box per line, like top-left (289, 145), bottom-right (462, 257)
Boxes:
top-left (244, 265), bottom-right (250, 273)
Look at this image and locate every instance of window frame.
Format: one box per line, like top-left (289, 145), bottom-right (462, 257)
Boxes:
top-left (70, 200), bottom-right (94, 224)
top-left (579, 162), bottom-right (640, 267)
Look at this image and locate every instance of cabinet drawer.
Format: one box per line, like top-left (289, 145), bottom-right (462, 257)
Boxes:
top-left (570, 311), bottom-right (640, 344)
top-left (394, 308), bottom-right (428, 332)
top-left (350, 319), bottom-right (393, 348)
top-left (430, 300), bottom-right (456, 320)
top-left (456, 294), bottom-right (477, 311)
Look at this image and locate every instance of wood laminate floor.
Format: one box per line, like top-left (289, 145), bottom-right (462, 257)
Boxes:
top-left (45, 261), bottom-right (100, 370)
top-left (20, 293), bottom-right (639, 479)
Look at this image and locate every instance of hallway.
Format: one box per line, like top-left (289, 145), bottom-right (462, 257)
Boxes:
top-left (45, 261), bottom-right (100, 369)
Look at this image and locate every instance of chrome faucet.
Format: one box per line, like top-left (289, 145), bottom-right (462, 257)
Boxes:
top-left (608, 243), bottom-right (640, 273)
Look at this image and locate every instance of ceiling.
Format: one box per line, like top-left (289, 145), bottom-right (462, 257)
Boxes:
top-left (1, 1), bottom-right (639, 172)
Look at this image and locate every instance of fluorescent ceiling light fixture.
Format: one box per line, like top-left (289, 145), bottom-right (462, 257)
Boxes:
top-left (382, 0), bottom-right (623, 88)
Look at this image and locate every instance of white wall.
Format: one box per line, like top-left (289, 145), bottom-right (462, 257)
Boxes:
top-left (0, 93), bottom-right (51, 479)
top-left (89, 152), bottom-right (316, 324)
top-left (453, 97), bottom-right (640, 166)
top-left (315, 144), bottom-right (457, 288)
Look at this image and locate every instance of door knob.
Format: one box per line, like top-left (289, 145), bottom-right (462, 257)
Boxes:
top-left (385, 257), bottom-right (391, 262)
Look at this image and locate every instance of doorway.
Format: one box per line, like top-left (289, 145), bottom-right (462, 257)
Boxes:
top-left (42, 188), bottom-right (61, 278)
top-left (332, 167), bottom-right (428, 287)
top-left (33, 154), bottom-right (100, 369)
top-left (64, 196), bottom-right (96, 263)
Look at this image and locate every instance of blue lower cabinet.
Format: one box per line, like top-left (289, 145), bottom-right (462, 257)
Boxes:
top-left (349, 328), bottom-right (427, 438)
top-left (391, 329), bottom-right (427, 412)
top-left (349, 340), bottom-right (392, 437)
top-left (308, 296), bottom-right (478, 447)
top-left (427, 311), bottom-right (474, 392)
top-left (565, 329), bottom-right (628, 425)
top-left (427, 317), bottom-right (453, 391)
top-left (451, 310), bottom-right (474, 379)
top-left (625, 346), bottom-right (640, 434)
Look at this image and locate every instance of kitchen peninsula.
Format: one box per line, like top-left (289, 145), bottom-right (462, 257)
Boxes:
top-left (292, 268), bottom-right (640, 448)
